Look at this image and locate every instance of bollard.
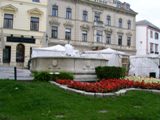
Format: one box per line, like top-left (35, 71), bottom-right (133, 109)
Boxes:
top-left (14, 67), bottom-right (17, 80)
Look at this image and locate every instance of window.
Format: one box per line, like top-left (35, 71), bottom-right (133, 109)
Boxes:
top-left (83, 10), bottom-right (88, 21)
top-left (65, 28), bottom-right (71, 40)
top-left (118, 35), bottom-right (122, 46)
top-left (155, 44), bottom-right (158, 53)
top-left (52, 5), bottom-right (58, 17)
top-left (150, 43), bottom-right (154, 53)
top-left (30, 17), bottom-right (39, 31)
top-left (3, 46), bottom-right (11, 63)
top-left (118, 18), bottom-right (122, 28)
top-left (117, 1), bottom-right (121, 8)
top-left (94, 12), bottom-right (100, 22)
top-left (127, 20), bottom-right (131, 29)
top-left (127, 37), bottom-right (131, 47)
top-left (82, 30), bottom-right (87, 42)
top-left (126, 4), bottom-right (130, 10)
top-left (106, 15), bottom-right (111, 26)
top-left (96, 31), bottom-right (103, 43)
top-left (150, 31), bottom-right (153, 38)
top-left (66, 8), bottom-right (72, 19)
top-left (155, 32), bottom-right (159, 39)
top-left (51, 26), bottom-right (58, 38)
top-left (106, 34), bottom-right (111, 44)
top-left (3, 14), bottom-right (13, 29)
top-left (32, 0), bottom-right (40, 2)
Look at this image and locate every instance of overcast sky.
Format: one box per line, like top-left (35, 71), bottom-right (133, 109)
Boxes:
top-left (120, 0), bottom-right (160, 27)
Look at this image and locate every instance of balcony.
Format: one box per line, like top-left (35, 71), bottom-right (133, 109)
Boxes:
top-left (49, 17), bottom-right (60, 26)
top-left (93, 21), bottom-right (104, 28)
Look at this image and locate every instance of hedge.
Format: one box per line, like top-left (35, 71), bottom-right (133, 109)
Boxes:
top-left (95, 66), bottom-right (126, 80)
top-left (33, 71), bottom-right (74, 81)
top-left (33, 71), bottom-right (50, 82)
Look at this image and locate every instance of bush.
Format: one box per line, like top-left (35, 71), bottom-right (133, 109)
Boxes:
top-left (33, 71), bottom-right (74, 81)
top-left (95, 66), bottom-right (126, 80)
top-left (52, 71), bottom-right (74, 81)
top-left (58, 71), bottom-right (74, 80)
top-left (33, 71), bottom-right (50, 82)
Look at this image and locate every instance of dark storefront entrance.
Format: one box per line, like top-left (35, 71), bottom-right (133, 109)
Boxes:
top-left (2, 35), bottom-right (35, 67)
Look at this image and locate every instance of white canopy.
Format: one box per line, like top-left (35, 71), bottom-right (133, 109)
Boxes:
top-left (32, 44), bottom-right (80, 58)
top-left (82, 48), bottom-right (127, 67)
top-left (84, 48), bottom-right (127, 55)
top-left (34, 45), bottom-right (65, 51)
top-left (129, 55), bottom-right (160, 78)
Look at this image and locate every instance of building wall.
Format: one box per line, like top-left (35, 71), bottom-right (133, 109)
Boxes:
top-left (0, 0), bottom-right (47, 68)
top-left (136, 26), bottom-right (147, 55)
top-left (147, 28), bottom-right (160, 54)
top-left (47, 0), bottom-right (137, 54)
top-left (136, 25), bottom-right (160, 55)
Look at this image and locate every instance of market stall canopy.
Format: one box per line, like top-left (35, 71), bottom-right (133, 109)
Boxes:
top-left (34, 45), bottom-right (65, 51)
top-left (31, 44), bottom-right (80, 58)
top-left (84, 48), bottom-right (127, 55)
top-left (82, 48), bottom-right (127, 67)
top-left (129, 55), bottom-right (160, 78)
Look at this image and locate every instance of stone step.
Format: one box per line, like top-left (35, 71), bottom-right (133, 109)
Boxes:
top-left (0, 66), bottom-right (33, 81)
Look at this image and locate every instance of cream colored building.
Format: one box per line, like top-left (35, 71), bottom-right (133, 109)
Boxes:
top-left (47, 0), bottom-right (137, 54)
top-left (0, 0), bottom-right (47, 68)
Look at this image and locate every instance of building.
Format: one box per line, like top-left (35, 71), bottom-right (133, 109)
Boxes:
top-left (0, 0), bottom-right (47, 68)
top-left (47, 0), bottom-right (137, 54)
top-left (136, 20), bottom-right (160, 55)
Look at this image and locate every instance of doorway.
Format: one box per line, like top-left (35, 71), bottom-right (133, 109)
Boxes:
top-left (16, 44), bottom-right (25, 68)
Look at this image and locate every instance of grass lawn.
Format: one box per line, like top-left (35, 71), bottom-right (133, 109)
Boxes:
top-left (0, 80), bottom-right (160, 120)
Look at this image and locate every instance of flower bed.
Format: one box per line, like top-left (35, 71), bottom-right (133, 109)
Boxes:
top-left (56, 79), bottom-right (160, 93)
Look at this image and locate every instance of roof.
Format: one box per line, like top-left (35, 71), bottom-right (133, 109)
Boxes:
top-left (81, 0), bottom-right (137, 16)
top-left (136, 20), bottom-right (160, 30)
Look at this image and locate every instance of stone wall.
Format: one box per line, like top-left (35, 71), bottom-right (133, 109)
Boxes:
top-left (31, 56), bottom-right (108, 81)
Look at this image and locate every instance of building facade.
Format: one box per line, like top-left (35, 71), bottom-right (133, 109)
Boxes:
top-left (136, 20), bottom-right (160, 55)
top-left (0, 0), bottom-right (47, 68)
top-left (47, 0), bottom-right (137, 54)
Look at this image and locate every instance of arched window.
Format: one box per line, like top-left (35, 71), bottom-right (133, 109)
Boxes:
top-left (118, 18), bottom-right (122, 28)
top-left (127, 20), bottom-right (131, 29)
top-left (16, 44), bottom-right (25, 63)
top-left (66, 8), bottom-right (72, 19)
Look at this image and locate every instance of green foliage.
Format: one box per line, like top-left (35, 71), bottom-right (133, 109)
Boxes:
top-left (33, 71), bottom-right (74, 81)
top-left (58, 71), bottom-right (74, 80)
top-left (95, 66), bottom-right (126, 80)
top-left (33, 71), bottom-right (50, 82)
top-left (51, 71), bottom-right (74, 81)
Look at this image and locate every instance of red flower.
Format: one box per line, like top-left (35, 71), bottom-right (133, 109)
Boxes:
top-left (56, 79), bottom-right (160, 93)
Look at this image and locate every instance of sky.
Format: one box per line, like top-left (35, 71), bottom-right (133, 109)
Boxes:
top-left (120, 0), bottom-right (160, 27)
